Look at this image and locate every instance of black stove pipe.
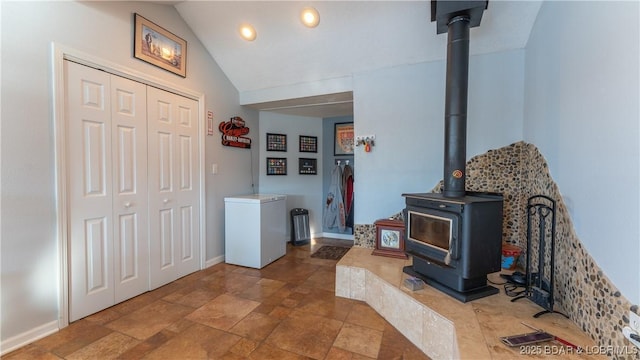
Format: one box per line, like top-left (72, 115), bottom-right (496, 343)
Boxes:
top-left (443, 15), bottom-right (471, 198)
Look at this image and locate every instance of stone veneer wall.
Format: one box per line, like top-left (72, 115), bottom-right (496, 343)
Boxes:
top-left (353, 141), bottom-right (639, 358)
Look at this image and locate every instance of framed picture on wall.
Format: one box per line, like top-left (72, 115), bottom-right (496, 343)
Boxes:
top-left (134, 13), bottom-right (187, 77)
top-left (298, 158), bottom-right (317, 175)
top-left (299, 135), bottom-right (318, 153)
top-left (266, 157), bottom-right (287, 175)
top-left (266, 133), bottom-right (287, 152)
top-left (334, 122), bottom-right (354, 156)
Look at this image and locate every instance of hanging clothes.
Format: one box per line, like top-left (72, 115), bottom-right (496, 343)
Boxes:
top-left (342, 163), bottom-right (354, 230)
top-left (323, 164), bottom-right (346, 232)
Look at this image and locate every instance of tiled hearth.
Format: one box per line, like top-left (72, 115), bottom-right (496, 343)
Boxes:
top-left (336, 247), bottom-right (611, 359)
top-left (353, 141), bottom-right (639, 356)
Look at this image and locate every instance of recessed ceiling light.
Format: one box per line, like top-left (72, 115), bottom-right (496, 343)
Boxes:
top-left (300, 7), bottom-right (320, 28)
top-left (239, 24), bottom-right (257, 41)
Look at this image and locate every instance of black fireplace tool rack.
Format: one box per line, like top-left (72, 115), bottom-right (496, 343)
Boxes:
top-left (511, 195), bottom-right (568, 318)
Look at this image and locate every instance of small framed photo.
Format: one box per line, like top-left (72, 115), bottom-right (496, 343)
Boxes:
top-left (134, 13), bottom-right (187, 77)
top-left (334, 122), bottom-right (354, 156)
top-left (372, 219), bottom-right (408, 259)
top-left (266, 133), bottom-right (287, 152)
top-left (266, 157), bottom-right (287, 175)
top-left (298, 158), bottom-right (317, 175)
top-left (299, 135), bottom-right (318, 153)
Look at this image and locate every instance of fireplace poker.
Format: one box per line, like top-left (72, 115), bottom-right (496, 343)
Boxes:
top-left (521, 322), bottom-right (582, 351)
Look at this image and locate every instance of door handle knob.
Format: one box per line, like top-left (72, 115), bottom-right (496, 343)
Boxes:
top-left (163, 198), bottom-right (169, 204)
top-left (124, 202), bottom-right (132, 208)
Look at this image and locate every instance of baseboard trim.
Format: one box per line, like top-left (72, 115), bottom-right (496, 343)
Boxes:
top-left (320, 232), bottom-right (354, 241)
top-left (1, 320), bottom-right (59, 356)
top-left (204, 254), bottom-right (225, 269)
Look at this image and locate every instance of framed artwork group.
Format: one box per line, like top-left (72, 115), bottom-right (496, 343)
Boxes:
top-left (265, 133), bottom-right (320, 176)
top-left (264, 123), bottom-right (354, 175)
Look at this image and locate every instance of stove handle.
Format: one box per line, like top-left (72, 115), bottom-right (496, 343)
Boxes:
top-left (449, 235), bottom-right (459, 260)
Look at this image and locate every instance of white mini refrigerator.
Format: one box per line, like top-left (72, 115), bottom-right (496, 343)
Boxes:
top-left (224, 194), bottom-right (287, 268)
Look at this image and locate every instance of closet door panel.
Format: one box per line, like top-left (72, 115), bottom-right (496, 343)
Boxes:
top-left (111, 75), bottom-right (148, 303)
top-left (174, 97), bottom-right (200, 277)
top-left (67, 61), bottom-right (151, 321)
top-left (157, 132), bottom-right (174, 191)
top-left (180, 205), bottom-right (194, 261)
top-left (159, 208), bottom-right (175, 269)
top-left (178, 135), bottom-right (193, 190)
top-left (66, 61), bottom-right (115, 322)
top-left (177, 134), bottom-right (196, 264)
top-left (84, 218), bottom-right (109, 293)
top-left (148, 87), bottom-right (200, 289)
top-left (148, 87), bottom-right (177, 288)
top-left (117, 213), bottom-right (137, 277)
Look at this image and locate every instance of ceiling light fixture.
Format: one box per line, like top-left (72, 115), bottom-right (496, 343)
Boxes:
top-left (300, 7), bottom-right (320, 28)
top-left (239, 24), bottom-right (257, 41)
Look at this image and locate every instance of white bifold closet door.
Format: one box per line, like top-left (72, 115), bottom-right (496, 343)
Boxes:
top-left (66, 61), bottom-right (200, 321)
top-left (147, 86), bottom-right (200, 289)
top-left (66, 60), bottom-right (149, 321)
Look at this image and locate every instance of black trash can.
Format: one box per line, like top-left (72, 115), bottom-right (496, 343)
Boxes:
top-left (290, 208), bottom-right (310, 246)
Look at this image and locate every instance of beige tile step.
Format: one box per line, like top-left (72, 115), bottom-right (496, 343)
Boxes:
top-left (336, 247), bottom-right (603, 360)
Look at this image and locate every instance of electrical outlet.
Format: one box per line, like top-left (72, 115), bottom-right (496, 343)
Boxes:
top-left (630, 311), bottom-right (640, 332)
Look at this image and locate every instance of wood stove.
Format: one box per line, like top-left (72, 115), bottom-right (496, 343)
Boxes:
top-left (403, 192), bottom-right (503, 302)
top-left (402, 0), bottom-right (504, 302)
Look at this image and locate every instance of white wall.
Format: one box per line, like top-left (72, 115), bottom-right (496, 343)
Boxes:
top-left (352, 50), bottom-right (525, 223)
top-left (0, 1), bottom-right (256, 347)
top-left (257, 112), bottom-right (324, 238)
top-left (524, 1), bottom-right (639, 304)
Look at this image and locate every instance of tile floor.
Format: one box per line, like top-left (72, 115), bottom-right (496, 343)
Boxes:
top-left (3, 239), bottom-right (430, 360)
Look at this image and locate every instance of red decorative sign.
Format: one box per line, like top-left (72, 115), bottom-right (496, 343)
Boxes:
top-left (219, 116), bottom-right (251, 148)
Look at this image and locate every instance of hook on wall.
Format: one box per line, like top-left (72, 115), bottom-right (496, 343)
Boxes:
top-left (355, 134), bottom-right (376, 152)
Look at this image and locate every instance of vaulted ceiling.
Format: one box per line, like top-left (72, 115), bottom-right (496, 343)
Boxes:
top-left (174, 1), bottom-right (542, 117)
